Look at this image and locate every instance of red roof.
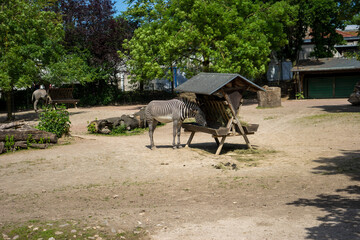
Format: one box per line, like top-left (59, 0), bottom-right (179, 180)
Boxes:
top-left (336, 30), bottom-right (358, 38)
top-left (304, 29), bottom-right (359, 40)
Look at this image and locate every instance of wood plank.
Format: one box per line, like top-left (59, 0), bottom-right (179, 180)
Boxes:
top-left (185, 132), bottom-right (195, 147)
top-left (222, 91), bottom-right (252, 149)
top-left (215, 136), bottom-right (227, 155)
top-left (182, 123), bottom-right (229, 136)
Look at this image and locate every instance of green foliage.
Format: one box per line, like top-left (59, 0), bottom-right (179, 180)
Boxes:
top-left (273, 0), bottom-right (360, 61)
top-left (0, 0), bottom-right (91, 119)
top-left (296, 91), bottom-right (305, 99)
top-left (110, 124), bottom-right (128, 135)
top-left (37, 105), bottom-right (71, 138)
top-left (41, 54), bottom-right (93, 85)
top-left (4, 135), bottom-right (15, 152)
top-left (110, 127), bottom-right (148, 136)
top-left (87, 122), bottom-right (97, 134)
top-left (0, 0), bottom-right (65, 91)
top-left (122, 0), bottom-right (296, 83)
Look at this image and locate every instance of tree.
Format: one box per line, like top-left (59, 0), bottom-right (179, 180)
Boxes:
top-left (0, 0), bottom-right (66, 120)
top-left (122, 0), bottom-right (296, 86)
top-left (57, 0), bottom-right (136, 101)
top-left (272, 0), bottom-right (360, 62)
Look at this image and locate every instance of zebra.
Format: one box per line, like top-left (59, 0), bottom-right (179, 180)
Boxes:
top-left (32, 89), bottom-right (50, 112)
top-left (145, 98), bottom-right (207, 149)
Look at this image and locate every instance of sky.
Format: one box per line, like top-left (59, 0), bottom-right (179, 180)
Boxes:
top-left (113, 0), bottom-right (129, 15)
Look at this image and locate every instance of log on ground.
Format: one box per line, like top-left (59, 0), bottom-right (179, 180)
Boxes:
top-left (0, 130), bottom-right (57, 143)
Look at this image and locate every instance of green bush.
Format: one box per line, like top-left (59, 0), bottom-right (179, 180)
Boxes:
top-left (110, 124), bottom-right (127, 135)
top-left (37, 105), bottom-right (71, 138)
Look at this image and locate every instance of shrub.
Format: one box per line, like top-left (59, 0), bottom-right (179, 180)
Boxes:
top-left (37, 105), bottom-right (71, 138)
top-left (109, 124), bottom-right (127, 135)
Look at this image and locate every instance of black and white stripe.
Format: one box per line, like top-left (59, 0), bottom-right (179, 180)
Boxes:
top-left (145, 98), bottom-right (206, 149)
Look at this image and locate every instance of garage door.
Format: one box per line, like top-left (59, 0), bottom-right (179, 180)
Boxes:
top-left (335, 76), bottom-right (359, 97)
top-left (308, 77), bottom-right (333, 98)
top-left (307, 76), bottom-right (359, 98)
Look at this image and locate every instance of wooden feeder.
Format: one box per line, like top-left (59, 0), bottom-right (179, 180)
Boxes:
top-left (175, 72), bottom-right (265, 155)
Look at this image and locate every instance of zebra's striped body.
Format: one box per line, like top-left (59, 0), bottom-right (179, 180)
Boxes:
top-left (145, 99), bottom-right (206, 149)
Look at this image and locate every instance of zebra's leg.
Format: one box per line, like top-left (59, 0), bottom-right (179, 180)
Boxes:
top-left (176, 121), bottom-right (182, 148)
top-left (148, 119), bottom-right (158, 150)
top-left (172, 120), bottom-right (182, 149)
top-left (34, 99), bottom-right (39, 112)
top-left (172, 120), bottom-right (178, 149)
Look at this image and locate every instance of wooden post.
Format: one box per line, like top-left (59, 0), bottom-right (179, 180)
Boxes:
top-left (214, 137), bottom-right (220, 146)
top-left (215, 136), bottom-right (227, 155)
top-left (185, 132), bottom-right (195, 148)
top-left (222, 91), bottom-right (252, 149)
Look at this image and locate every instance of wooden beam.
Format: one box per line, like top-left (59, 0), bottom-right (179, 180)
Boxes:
top-left (185, 132), bottom-right (195, 147)
top-left (215, 136), bottom-right (227, 155)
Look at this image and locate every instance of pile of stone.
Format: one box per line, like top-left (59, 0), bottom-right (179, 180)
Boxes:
top-left (348, 81), bottom-right (360, 105)
top-left (0, 121), bottom-right (57, 153)
top-left (88, 108), bottom-right (146, 134)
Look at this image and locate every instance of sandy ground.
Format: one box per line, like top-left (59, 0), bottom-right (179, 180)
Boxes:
top-left (0, 99), bottom-right (359, 240)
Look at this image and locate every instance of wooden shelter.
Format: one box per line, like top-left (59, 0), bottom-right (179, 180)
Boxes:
top-left (175, 72), bottom-right (265, 155)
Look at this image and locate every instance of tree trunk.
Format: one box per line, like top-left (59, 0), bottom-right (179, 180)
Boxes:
top-left (0, 130), bottom-right (57, 143)
top-left (5, 91), bottom-right (14, 121)
top-left (139, 81), bottom-right (144, 91)
top-left (170, 66), bottom-right (175, 93)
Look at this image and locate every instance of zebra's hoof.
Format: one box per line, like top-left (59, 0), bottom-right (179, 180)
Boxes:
top-left (150, 146), bottom-right (156, 150)
top-left (177, 145), bottom-right (183, 149)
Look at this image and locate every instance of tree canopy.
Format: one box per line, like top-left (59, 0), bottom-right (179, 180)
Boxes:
top-left (272, 0), bottom-right (360, 61)
top-left (122, 0), bottom-right (296, 85)
top-left (123, 0), bottom-right (360, 86)
top-left (0, 0), bottom-right (65, 91)
top-left (0, 0), bottom-right (94, 119)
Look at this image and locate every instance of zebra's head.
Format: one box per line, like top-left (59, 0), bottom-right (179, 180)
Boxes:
top-left (180, 98), bottom-right (207, 126)
top-left (194, 108), bottom-right (207, 126)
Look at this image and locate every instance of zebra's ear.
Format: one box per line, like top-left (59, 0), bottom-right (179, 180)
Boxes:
top-left (191, 109), bottom-right (200, 114)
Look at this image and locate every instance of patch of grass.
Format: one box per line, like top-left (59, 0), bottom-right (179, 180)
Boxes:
top-left (89, 123), bottom-right (165, 137)
top-left (213, 162), bottom-right (238, 170)
top-left (264, 115), bottom-right (278, 120)
top-left (256, 106), bottom-right (283, 109)
top-left (231, 148), bottom-right (277, 166)
top-left (296, 112), bottom-right (360, 124)
top-left (0, 220), bottom-right (148, 240)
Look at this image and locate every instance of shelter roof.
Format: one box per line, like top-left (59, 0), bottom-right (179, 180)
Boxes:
top-left (291, 58), bottom-right (360, 73)
top-left (175, 72), bottom-right (265, 95)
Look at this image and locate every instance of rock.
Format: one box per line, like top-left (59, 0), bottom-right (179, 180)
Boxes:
top-left (121, 114), bottom-right (139, 130)
top-left (257, 86), bottom-right (281, 108)
top-left (348, 81), bottom-right (360, 105)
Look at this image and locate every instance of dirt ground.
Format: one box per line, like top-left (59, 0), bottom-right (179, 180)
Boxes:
top-left (0, 99), bottom-right (359, 240)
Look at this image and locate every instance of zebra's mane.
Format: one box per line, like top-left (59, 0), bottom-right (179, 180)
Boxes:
top-left (177, 97), bottom-right (199, 108)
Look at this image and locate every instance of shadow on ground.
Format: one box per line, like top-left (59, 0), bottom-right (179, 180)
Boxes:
top-left (0, 111), bottom-right (39, 122)
top-left (289, 150), bottom-right (360, 240)
top-left (186, 142), bottom-right (249, 154)
top-left (147, 142), bottom-right (249, 154)
top-left (311, 104), bottom-right (360, 113)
